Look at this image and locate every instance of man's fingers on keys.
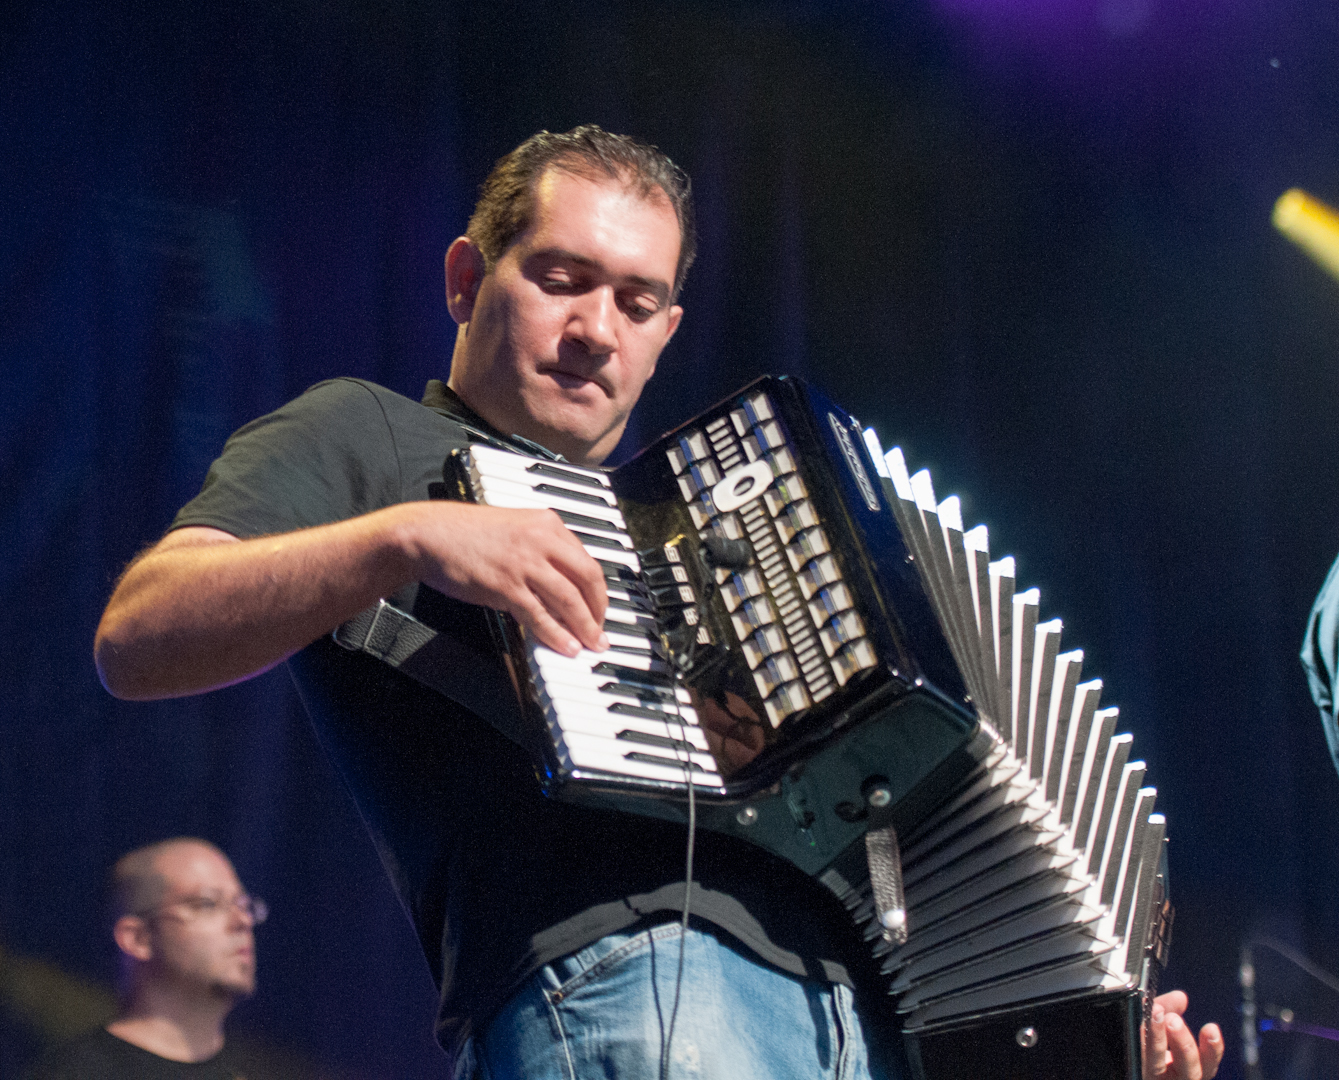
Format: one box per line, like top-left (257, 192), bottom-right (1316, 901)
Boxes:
top-left (514, 595), bottom-right (583, 657)
top-left (542, 520), bottom-right (608, 631)
top-left (528, 565), bottom-right (607, 654)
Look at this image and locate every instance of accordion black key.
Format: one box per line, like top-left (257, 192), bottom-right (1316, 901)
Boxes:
top-left (336, 375), bottom-right (1173, 1079)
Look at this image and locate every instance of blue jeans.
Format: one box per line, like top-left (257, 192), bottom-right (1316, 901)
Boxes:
top-left (462, 924), bottom-right (901, 1080)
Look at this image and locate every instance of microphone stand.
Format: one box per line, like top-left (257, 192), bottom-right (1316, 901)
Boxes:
top-left (1241, 944), bottom-right (1262, 1080)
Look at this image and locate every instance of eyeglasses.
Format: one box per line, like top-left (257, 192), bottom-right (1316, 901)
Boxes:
top-left (140, 893), bottom-right (269, 925)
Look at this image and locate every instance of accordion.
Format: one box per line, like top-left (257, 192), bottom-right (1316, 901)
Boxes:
top-left (336, 375), bottom-right (1172, 1079)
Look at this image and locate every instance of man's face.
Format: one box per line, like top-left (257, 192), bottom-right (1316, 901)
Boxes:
top-left (448, 167), bottom-right (684, 464)
top-left (143, 843), bottom-right (256, 1000)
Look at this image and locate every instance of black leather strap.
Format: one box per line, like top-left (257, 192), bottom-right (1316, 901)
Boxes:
top-left (335, 599), bottom-right (438, 665)
top-left (333, 599), bottom-right (528, 749)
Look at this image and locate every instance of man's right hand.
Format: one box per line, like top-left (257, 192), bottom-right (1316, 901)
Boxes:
top-left (94, 500), bottom-right (609, 701)
top-left (405, 502), bottom-right (609, 658)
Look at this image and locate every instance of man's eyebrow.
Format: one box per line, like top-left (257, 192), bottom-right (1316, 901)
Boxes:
top-left (528, 248), bottom-right (671, 303)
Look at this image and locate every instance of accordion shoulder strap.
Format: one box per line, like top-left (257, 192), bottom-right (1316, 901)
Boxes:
top-left (333, 599), bottom-right (528, 750)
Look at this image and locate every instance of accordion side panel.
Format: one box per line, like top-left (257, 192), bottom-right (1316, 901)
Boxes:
top-left (905, 990), bottom-right (1142, 1080)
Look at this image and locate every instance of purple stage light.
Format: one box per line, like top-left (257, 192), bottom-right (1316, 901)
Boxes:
top-left (931, 0), bottom-right (1154, 38)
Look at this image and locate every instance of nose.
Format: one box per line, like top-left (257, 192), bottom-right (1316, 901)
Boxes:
top-left (229, 894), bottom-right (268, 926)
top-left (565, 285), bottom-right (619, 356)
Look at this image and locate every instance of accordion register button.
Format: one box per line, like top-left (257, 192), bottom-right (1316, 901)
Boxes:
top-left (785, 527), bottom-right (831, 572)
top-left (831, 639), bottom-right (878, 686)
top-left (765, 447), bottom-right (797, 476)
top-left (690, 459), bottom-right (723, 492)
top-left (720, 568), bottom-right (765, 612)
top-left (741, 624), bottom-right (788, 669)
top-left (775, 500), bottom-right (819, 544)
top-left (687, 500), bottom-right (711, 529)
top-left (831, 610), bottom-right (867, 645)
top-left (808, 583), bottom-right (855, 626)
top-left (819, 613), bottom-right (867, 658)
top-left (729, 594), bottom-right (778, 641)
top-left (741, 434), bottom-right (761, 462)
top-left (763, 680), bottom-right (811, 727)
top-left (798, 554), bottom-right (842, 599)
top-left (752, 652), bottom-right (801, 698)
top-left (666, 446), bottom-right (688, 475)
top-left (650, 584), bottom-right (696, 607)
top-left (643, 564), bottom-right (689, 588)
top-left (678, 430), bottom-right (711, 463)
top-left (730, 409), bottom-right (750, 437)
top-left (710, 512), bottom-right (744, 541)
top-left (677, 474), bottom-right (699, 502)
top-left (764, 475), bottom-right (809, 518)
top-left (776, 473), bottom-right (808, 503)
top-left (743, 392), bottom-right (774, 426)
top-left (755, 419), bottom-right (786, 451)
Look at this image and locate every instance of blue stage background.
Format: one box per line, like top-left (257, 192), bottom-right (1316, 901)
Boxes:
top-left (5, 1), bottom-right (1339, 1076)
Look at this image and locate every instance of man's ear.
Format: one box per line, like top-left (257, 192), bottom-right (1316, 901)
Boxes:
top-left (113, 915), bottom-right (153, 963)
top-left (445, 237), bottom-right (487, 325)
top-left (664, 304), bottom-right (683, 348)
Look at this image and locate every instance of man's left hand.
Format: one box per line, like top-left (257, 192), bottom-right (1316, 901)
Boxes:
top-left (1143, 991), bottom-right (1223, 1080)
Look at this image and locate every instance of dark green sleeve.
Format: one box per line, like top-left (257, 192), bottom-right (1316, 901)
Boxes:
top-left (171, 378), bottom-right (404, 539)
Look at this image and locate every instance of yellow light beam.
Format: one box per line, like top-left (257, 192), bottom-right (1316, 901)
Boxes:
top-left (1274, 188), bottom-right (1339, 284)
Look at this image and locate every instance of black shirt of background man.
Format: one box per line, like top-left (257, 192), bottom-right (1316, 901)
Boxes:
top-left (170, 377), bottom-right (877, 1064)
top-left (30, 1029), bottom-right (251, 1080)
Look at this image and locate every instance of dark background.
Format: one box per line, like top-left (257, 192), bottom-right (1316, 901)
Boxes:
top-left (4, 0), bottom-right (1339, 1076)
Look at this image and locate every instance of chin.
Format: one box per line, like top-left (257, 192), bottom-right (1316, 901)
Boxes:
top-left (211, 973), bottom-right (256, 1000)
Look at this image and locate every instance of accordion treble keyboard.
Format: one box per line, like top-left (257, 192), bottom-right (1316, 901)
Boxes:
top-left (460, 443), bottom-right (725, 788)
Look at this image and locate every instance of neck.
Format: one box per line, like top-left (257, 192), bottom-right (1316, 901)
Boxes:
top-left (109, 984), bottom-right (232, 1063)
top-left (446, 376), bottom-right (610, 465)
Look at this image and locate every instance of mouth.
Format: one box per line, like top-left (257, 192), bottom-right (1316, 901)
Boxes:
top-left (540, 366), bottom-right (611, 397)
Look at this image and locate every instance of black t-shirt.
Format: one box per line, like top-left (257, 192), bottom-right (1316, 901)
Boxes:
top-left (30, 1029), bottom-right (250, 1080)
top-left (171, 378), bottom-right (873, 1062)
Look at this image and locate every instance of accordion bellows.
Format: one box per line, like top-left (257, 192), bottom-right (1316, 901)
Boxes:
top-left (869, 436), bottom-right (1170, 1070)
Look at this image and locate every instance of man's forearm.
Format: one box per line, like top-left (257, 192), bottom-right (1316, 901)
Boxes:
top-left (94, 508), bottom-right (421, 701)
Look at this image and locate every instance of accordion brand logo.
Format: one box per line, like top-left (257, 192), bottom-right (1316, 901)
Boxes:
top-left (828, 412), bottom-right (880, 512)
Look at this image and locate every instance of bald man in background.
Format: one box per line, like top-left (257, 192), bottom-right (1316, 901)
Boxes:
top-left (32, 838), bottom-right (266, 1080)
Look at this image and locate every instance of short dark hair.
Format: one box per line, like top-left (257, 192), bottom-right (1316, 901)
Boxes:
top-left (107, 837), bottom-right (223, 924)
top-left (467, 125), bottom-right (697, 303)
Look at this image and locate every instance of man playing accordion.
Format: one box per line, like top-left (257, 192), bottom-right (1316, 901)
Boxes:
top-left (95, 125), bottom-right (1221, 1080)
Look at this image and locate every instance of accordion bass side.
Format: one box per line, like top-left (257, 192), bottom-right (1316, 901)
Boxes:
top-left (340, 375), bottom-right (1172, 1079)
